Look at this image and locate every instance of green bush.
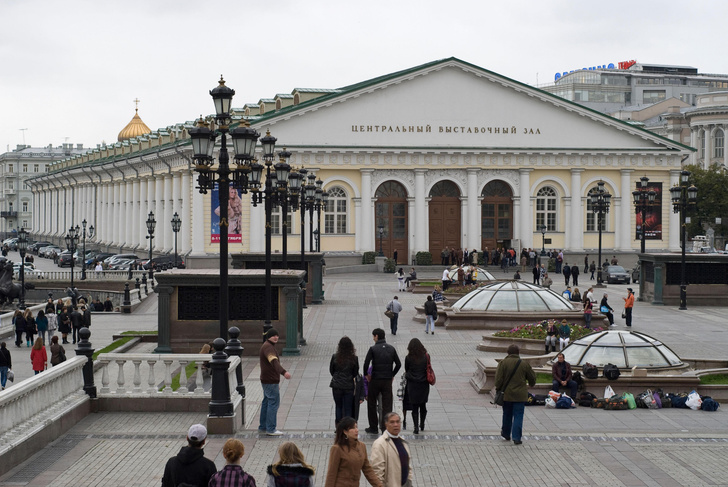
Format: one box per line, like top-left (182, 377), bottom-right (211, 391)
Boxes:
top-left (383, 258), bottom-right (396, 273)
top-left (362, 251), bottom-right (377, 264)
top-left (547, 258), bottom-right (555, 273)
top-left (415, 251), bottom-right (432, 265)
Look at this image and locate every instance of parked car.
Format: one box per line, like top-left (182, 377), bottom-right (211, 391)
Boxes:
top-left (103, 254), bottom-right (140, 268)
top-left (30, 241), bottom-right (52, 254)
top-left (3, 238), bottom-right (18, 250)
top-left (58, 251), bottom-right (77, 267)
top-left (86, 252), bottom-right (115, 266)
top-left (108, 258), bottom-right (137, 270)
top-left (39, 245), bottom-right (62, 258)
top-left (605, 265), bottom-right (631, 284)
top-left (13, 263), bottom-right (44, 279)
top-left (142, 255), bottom-right (186, 270)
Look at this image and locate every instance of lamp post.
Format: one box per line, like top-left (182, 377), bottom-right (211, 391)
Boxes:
top-left (632, 176), bottom-right (657, 254)
top-left (539, 224), bottom-right (547, 256)
top-left (65, 225), bottom-right (79, 291)
top-left (80, 219), bottom-right (95, 280)
top-left (297, 168), bottom-right (309, 309)
top-left (17, 227), bottom-right (28, 309)
top-left (378, 225), bottom-right (384, 257)
top-left (670, 170), bottom-right (698, 310)
top-left (590, 181), bottom-right (612, 287)
top-left (146, 211), bottom-right (156, 285)
top-left (171, 212), bottom-right (181, 268)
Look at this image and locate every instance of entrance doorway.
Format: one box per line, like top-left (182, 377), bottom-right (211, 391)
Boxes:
top-left (428, 181), bottom-right (461, 259)
top-left (375, 181), bottom-right (408, 262)
top-left (481, 180), bottom-right (513, 252)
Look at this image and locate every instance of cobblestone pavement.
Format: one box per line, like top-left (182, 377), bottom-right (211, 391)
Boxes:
top-left (1, 269), bottom-right (728, 486)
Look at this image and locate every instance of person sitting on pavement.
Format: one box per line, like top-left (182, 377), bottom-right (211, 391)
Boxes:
top-left (545, 321), bottom-right (558, 354)
top-left (404, 268), bottom-right (417, 289)
top-left (161, 424), bottom-right (217, 487)
top-left (551, 353), bottom-right (578, 399)
top-left (431, 287), bottom-right (444, 302)
top-left (558, 319), bottom-right (571, 351)
top-left (562, 286), bottom-right (572, 300)
top-left (513, 270), bottom-right (521, 280)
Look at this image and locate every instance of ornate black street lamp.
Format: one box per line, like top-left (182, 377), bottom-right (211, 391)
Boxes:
top-left (539, 224), bottom-right (547, 256)
top-left (378, 225), bottom-right (384, 257)
top-left (17, 227), bottom-right (28, 309)
top-left (146, 211), bottom-right (156, 285)
top-left (80, 219), bottom-right (95, 280)
top-left (632, 176), bottom-right (656, 254)
top-left (171, 212), bottom-right (181, 268)
top-left (590, 181), bottom-right (612, 287)
top-left (670, 170), bottom-right (698, 310)
top-left (65, 225), bottom-right (80, 291)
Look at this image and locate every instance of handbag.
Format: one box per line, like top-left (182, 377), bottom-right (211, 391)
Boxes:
top-left (491, 359), bottom-right (521, 406)
top-left (384, 309), bottom-right (395, 319)
top-left (426, 353), bottom-right (436, 386)
top-left (600, 305), bottom-right (609, 313)
top-left (59, 347), bottom-right (67, 363)
top-left (621, 309), bottom-right (626, 319)
top-left (7, 369), bottom-right (14, 382)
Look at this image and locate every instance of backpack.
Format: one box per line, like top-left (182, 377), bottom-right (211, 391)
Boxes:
top-left (592, 397), bottom-right (608, 409)
top-left (555, 395), bottom-right (573, 409)
top-left (579, 392), bottom-right (597, 407)
top-left (603, 364), bottom-right (621, 381)
top-left (605, 395), bottom-right (629, 410)
top-left (526, 392), bottom-right (547, 406)
top-left (701, 398), bottom-right (720, 411)
top-left (572, 371), bottom-right (584, 388)
top-left (668, 393), bottom-right (689, 409)
top-left (583, 363), bottom-right (598, 380)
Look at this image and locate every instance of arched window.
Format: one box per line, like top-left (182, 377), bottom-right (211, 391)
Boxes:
top-left (324, 186), bottom-right (348, 234)
top-left (586, 187), bottom-right (607, 232)
top-left (536, 186), bottom-right (557, 232)
top-left (428, 180), bottom-right (460, 197)
top-left (714, 129), bottom-right (724, 159)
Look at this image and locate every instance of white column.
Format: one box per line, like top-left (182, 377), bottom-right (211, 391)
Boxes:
top-left (724, 124), bottom-right (728, 168)
top-left (668, 170), bottom-right (681, 251)
top-left (563, 197), bottom-right (572, 251)
top-left (181, 171), bottom-right (191, 255)
top-left (353, 198), bottom-right (362, 252)
top-left (620, 169), bottom-right (633, 251)
top-left (155, 177), bottom-right (164, 251)
top-left (131, 179), bottom-right (140, 249)
top-left (190, 179), bottom-right (206, 256)
top-left (519, 169), bottom-right (533, 249)
top-left (690, 127), bottom-right (698, 166)
top-left (172, 172), bottom-right (182, 254)
top-left (361, 169), bottom-right (374, 250)
top-left (146, 177), bottom-right (155, 250)
top-left (414, 169), bottom-right (426, 252)
top-left (408, 197), bottom-right (416, 262)
top-left (163, 174), bottom-right (173, 252)
top-left (570, 169), bottom-right (584, 251)
top-left (704, 126), bottom-right (712, 169)
top-left (110, 182), bottom-right (119, 246)
top-left (138, 178), bottom-right (148, 248)
top-left (466, 168), bottom-right (479, 249)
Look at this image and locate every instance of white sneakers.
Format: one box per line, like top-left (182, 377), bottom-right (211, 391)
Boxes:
top-left (266, 430), bottom-right (283, 436)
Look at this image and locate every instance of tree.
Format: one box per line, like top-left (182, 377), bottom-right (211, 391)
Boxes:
top-left (684, 164), bottom-right (728, 244)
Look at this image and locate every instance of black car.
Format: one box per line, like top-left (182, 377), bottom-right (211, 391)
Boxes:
top-left (143, 255), bottom-right (185, 270)
top-left (605, 265), bottom-right (630, 284)
top-left (58, 251), bottom-right (76, 267)
top-left (30, 241), bottom-right (52, 254)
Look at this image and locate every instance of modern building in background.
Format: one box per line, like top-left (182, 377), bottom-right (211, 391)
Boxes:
top-left (0, 143), bottom-right (86, 238)
top-left (27, 58), bottom-right (693, 264)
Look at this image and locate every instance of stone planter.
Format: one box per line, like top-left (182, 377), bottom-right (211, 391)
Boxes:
top-left (477, 335), bottom-right (548, 355)
top-left (445, 309), bottom-right (608, 330)
top-left (412, 303), bottom-right (449, 327)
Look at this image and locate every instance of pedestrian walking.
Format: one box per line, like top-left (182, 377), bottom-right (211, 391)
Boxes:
top-left (563, 262), bottom-right (571, 287)
top-left (259, 328), bottom-right (291, 436)
top-left (208, 439), bottom-right (257, 487)
top-left (35, 310), bottom-right (49, 346)
top-left (0, 342), bottom-right (11, 390)
top-left (385, 296), bottom-right (403, 335)
top-left (495, 345), bottom-right (536, 446)
top-left (371, 412), bottom-right (413, 487)
top-left (58, 306), bottom-right (71, 344)
top-left (13, 310), bottom-right (26, 348)
top-left (584, 254), bottom-right (589, 274)
top-left (532, 265), bottom-right (540, 285)
top-left (330, 336), bottom-right (360, 426)
top-left (324, 417), bottom-right (382, 487)
top-left (23, 309), bottom-right (36, 347)
top-left (405, 338), bottom-right (431, 435)
top-left (30, 337), bottom-right (47, 375)
top-left (70, 306), bottom-right (83, 344)
top-left (423, 295), bottom-right (437, 335)
top-left (623, 288), bottom-right (635, 327)
top-left (395, 267), bottom-right (405, 291)
top-left (49, 336), bottom-right (66, 366)
top-left (571, 264), bottom-right (580, 287)
top-left (393, 249), bottom-right (398, 266)
top-left (363, 328), bottom-right (401, 434)
top-left (265, 442), bottom-right (315, 487)
top-left (161, 424), bottom-right (217, 487)
top-left (589, 261), bottom-right (596, 280)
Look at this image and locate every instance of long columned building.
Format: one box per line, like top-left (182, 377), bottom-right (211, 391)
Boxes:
top-left (29, 58), bottom-right (693, 263)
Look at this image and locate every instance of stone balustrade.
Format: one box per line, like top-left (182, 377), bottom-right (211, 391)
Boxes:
top-left (23, 269), bottom-right (149, 281)
top-left (0, 356), bottom-right (88, 452)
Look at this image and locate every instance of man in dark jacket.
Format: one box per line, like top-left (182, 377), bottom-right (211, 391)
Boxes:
top-left (570, 264), bottom-right (580, 287)
top-left (551, 353), bottom-right (578, 398)
top-left (161, 424), bottom-right (216, 487)
top-left (562, 263), bottom-right (571, 287)
top-left (495, 345), bottom-right (536, 445)
top-left (363, 328), bottom-right (401, 434)
top-left (70, 307), bottom-right (83, 344)
top-left (424, 295), bottom-right (438, 335)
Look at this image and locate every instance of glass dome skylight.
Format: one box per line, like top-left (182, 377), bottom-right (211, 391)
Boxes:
top-left (451, 281), bottom-right (576, 312)
top-left (561, 330), bottom-right (683, 369)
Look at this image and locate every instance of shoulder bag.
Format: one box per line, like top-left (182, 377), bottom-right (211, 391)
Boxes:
top-left (384, 301), bottom-right (395, 319)
top-left (426, 353), bottom-right (436, 385)
top-left (492, 359), bottom-right (521, 406)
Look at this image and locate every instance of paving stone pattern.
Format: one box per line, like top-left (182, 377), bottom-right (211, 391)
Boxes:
top-left (1, 270), bottom-right (728, 486)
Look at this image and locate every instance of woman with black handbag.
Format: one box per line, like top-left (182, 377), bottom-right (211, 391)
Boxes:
top-left (330, 336), bottom-right (360, 427)
top-left (494, 345), bottom-right (536, 445)
top-left (404, 338), bottom-right (430, 434)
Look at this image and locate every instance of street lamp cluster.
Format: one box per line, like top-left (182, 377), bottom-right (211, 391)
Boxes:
top-left (65, 226), bottom-right (80, 290)
top-left (632, 176), bottom-right (656, 254)
top-left (17, 227), bottom-right (28, 309)
top-left (190, 76), bottom-right (327, 340)
top-left (590, 181), bottom-right (612, 287)
top-left (670, 170), bottom-right (698, 310)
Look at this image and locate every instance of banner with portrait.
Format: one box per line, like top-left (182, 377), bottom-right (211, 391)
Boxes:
top-left (211, 183), bottom-right (243, 243)
top-left (635, 182), bottom-right (662, 240)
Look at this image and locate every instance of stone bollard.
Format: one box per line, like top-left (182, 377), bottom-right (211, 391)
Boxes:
top-left (208, 337), bottom-right (233, 417)
top-left (75, 327), bottom-right (96, 399)
top-left (122, 283), bottom-right (131, 313)
top-left (135, 278), bottom-right (140, 290)
top-left (225, 327), bottom-right (246, 425)
top-left (141, 272), bottom-right (148, 294)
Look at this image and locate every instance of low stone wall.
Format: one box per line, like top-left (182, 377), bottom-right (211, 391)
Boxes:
top-left (445, 310), bottom-right (608, 330)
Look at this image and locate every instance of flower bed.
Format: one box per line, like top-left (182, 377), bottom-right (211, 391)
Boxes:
top-left (493, 320), bottom-right (603, 340)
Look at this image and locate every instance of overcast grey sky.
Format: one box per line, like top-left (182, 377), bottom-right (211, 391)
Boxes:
top-left (2, 0), bottom-right (726, 152)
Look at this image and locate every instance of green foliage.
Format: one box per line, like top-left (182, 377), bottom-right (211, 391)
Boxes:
top-left (683, 164), bottom-right (728, 239)
top-left (383, 258), bottom-right (396, 273)
top-left (362, 251), bottom-right (377, 264)
top-left (493, 320), bottom-right (603, 340)
top-left (536, 372), bottom-right (552, 384)
top-left (415, 252), bottom-right (433, 265)
top-left (120, 331), bottom-right (157, 335)
top-left (699, 373), bottom-right (728, 385)
top-left (547, 258), bottom-right (555, 273)
top-left (92, 336), bottom-right (135, 360)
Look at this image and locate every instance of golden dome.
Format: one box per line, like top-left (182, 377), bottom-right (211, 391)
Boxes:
top-left (118, 102), bottom-right (151, 141)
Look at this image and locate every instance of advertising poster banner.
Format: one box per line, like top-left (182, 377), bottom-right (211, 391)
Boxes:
top-left (211, 183), bottom-right (243, 243)
top-left (635, 182), bottom-right (662, 240)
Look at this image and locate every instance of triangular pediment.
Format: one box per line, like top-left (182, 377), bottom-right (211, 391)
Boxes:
top-left (250, 58), bottom-right (689, 153)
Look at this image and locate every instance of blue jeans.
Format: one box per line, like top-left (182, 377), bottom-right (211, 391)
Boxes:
top-left (425, 315), bottom-right (435, 333)
top-left (552, 379), bottom-right (578, 398)
top-left (501, 401), bottom-right (526, 442)
top-left (259, 383), bottom-right (280, 433)
top-left (0, 366), bottom-right (7, 388)
top-left (332, 388), bottom-right (355, 425)
top-left (390, 314), bottom-right (399, 334)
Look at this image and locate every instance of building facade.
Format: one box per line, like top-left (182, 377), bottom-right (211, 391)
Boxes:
top-left (28, 58), bottom-right (693, 263)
